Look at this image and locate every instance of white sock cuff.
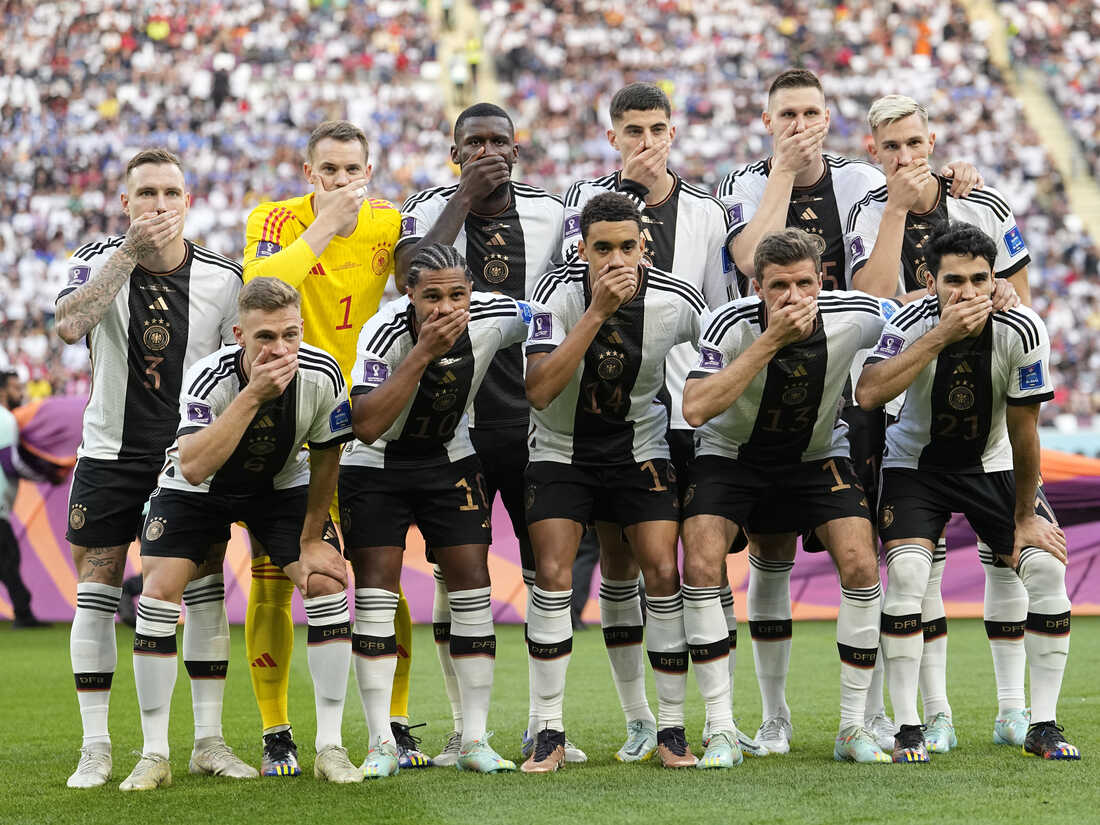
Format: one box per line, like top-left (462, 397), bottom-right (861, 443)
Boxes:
top-left (748, 556), bottom-right (795, 574)
top-left (719, 584), bottom-right (734, 609)
top-left (355, 588), bottom-right (400, 623)
top-left (136, 596), bottom-right (181, 637)
top-left (885, 543), bottom-right (934, 567)
top-left (76, 582), bottom-right (123, 615)
top-left (449, 587), bottom-right (493, 633)
top-left (304, 592), bottom-right (350, 626)
top-left (599, 576), bottom-right (641, 602)
top-left (682, 584), bottom-right (721, 604)
top-left (530, 586), bottom-right (572, 618)
top-left (183, 574), bottom-right (225, 607)
top-left (644, 590), bottom-right (684, 615)
top-left (840, 583), bottom-right (882, 605)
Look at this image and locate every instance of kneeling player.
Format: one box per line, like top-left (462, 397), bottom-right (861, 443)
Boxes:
top-left (681, 228), bottom-right (892, 766)
top-left (522, 193), bottom-right (706, 772)
top-left (340, 244), bottom-right (530, 776)
top-left (857, 222), bottom-right (1079, 762)
top-left (120, 278), bottom-right (359, 790)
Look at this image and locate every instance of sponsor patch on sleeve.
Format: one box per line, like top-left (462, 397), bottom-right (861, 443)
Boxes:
top-left (721, 246), bottom-right (733, 274)
top-left (67, 265), bottom-right (91, 286)
top-left (699, 346), bottom-right (724, 371)
top-left (1018, 361), bottom-right (1044, 391)
top-left (531, 313), bottom-right (553, 340)
top-left (850, 236), bottom-right (866, 259)
top-left (516, 300), bottom-right (534, 324)
top-left (329, 400), bottom-right (351, 432)
top-left (879, 299), bottom-right (898, 321)
top-left (1004, 225), bottom-right (1025, 256)
top-left (186, 402), bottom-right (213, 425)
top-left (255, 240), bottom-right (282, 258)
top-left (400, 216), bottom-right (417, 238)
top-left (362, 360), bottom-right (389, 387)
top-left (727, 203), bottom-right (744, 225)
top-left (564, 214), bottom-right (581, 238)
top-left (871, 333), bottom-right (904, 359)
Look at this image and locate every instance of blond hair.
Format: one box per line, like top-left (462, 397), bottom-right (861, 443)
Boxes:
top-left (867, 95), bottom-right (929, 133)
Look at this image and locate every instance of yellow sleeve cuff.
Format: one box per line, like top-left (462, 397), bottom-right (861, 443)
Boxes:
top-left (243, 237), bottom-right (319, 287)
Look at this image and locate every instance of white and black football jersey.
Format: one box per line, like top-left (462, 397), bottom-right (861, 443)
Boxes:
top-left (343, 293), bottom-right (531, 470)
top-left (717, 153), bottom-right (885, 291)
top-left (562, 170), bottom-right (735, 430)
top-left (690, 291), bottom-right (890, 464)
top-left (526, 261), bottom-right (705, 466)
top-left (396, 182), bottom-right (563, 430)
top-left (57, 238), bottom-right (241, 463)
top-left (866, 297), bottom-right (1053, 473)
top-left (159, 342), bottom-right (353, 494)
top-left (844, 176), bottom-right (1030, 292)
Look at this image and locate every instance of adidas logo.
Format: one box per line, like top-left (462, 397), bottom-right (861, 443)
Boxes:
top-left (148, 297), bottom-right (168, 310)
top-left (487, 232), bottom-right (506, 247)
top-left (642, 228), bottom-right (655, 242)
top-left (440, 370), bottom-right (456, 384)
top-left (791, 364), bottom-right (807, 377)
top-left (251, 652), bottom-right (278, 668)
top-left (953, 361), bottom-right (973, 374)
top-left (800, 207), bottom-right (818, 221)
top-left (255, 415), bottom-right (276, 428)
top-left (607, 331), bottom-right (623, 345)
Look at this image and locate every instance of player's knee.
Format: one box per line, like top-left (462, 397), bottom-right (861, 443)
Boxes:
top-left (304, 572), bottom-right (345, 599)
top-left (1017, 551), bottom-right (1065, 596)
top-left (838, 548), bottom-right (879, 589)
top-left (534, 555), bottom-right (571, 590)
top-left (886, 553), bottom-right (932, 600)
top-left (641, 557), bottom-right (680, 593)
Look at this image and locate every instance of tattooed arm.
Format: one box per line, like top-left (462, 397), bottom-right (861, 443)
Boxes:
top-left (55, 210), bottom-right (181, 344)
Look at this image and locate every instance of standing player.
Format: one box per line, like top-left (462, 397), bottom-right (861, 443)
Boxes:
top-left (340, 245), bottom-right (529, 776)
top-left (394, 103), bottom-right (564, 764)
top-left (845, 94), bottom-right (1028, 750)
top-left (561, 82), bottom-right (740, 760)
top-left (119, 278), bottom-right (359, 790)
top-left (856, 222), bottom-right (1079, 762)
top-left (681, 228), bottom-right (892, 765)
top-left (242, 121), bottom-right (425, 772)
top-left (56, 149), bottom-right (249, 788)
top-left (715, 69), bottom-right (980, 753)
top-left (522, 193), bottom-right (705, 772)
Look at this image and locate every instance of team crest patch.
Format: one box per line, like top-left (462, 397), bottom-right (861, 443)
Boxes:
top-left (682, 483), bottom-right (695, 507)
top-left (531, 313), bottom-right (553, 340)
top-left (879, 505), bottom-right (894, 529)
top-left (329, 400), bottom-right (351, 432)
top-left (564, 214), bottom-right (581, 238)
top-left (948, 385), bottom-right (975, 411)
top-left (400, 216), bottom-right (417, 237)
top-left (849, 236), bottom-right (865, 259)
top-left (525, 484), bottom-right (537, 511)
top-left (255, 240), bottom-right (282, 258)
top-left (516, 300), bottom-right (534, 323)
top-left (69, 504), bottom-right (87, 530)
top-left (872, 333), bottom-right (904, 359)
top-left (1018, 361), bottom-right (1044, 390)
top-left (145, 516), bottom-right (167, 542)
top-left (362, 360), bottom-right (389, 386)
top-left (372, 247), bottom-right (391, 275)
top-left (699, 346), bottom-right (723, 371)
top-left (187, 402), bottom-right (213, 424)
top-left (143, 322), bottom-right (170, 351)
top-left (484, 258), bottom-right (509, 284)
top-left (67, 265), bottom-right (92, 286)
top-left (1004, 226), bottom-right (1025, 256)
top-left (727, 203), bottom-right (744, 225)
top-left (597, 353), bottom-right (624, 380)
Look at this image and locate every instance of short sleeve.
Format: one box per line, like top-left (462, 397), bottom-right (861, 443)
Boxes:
top-left (351, 310), bottom-right (404, 397)
top-left (176, 360), bottom-right (222, 437)
top-left (863, 318), bottom-right (917, 368)
top-left (858, 297), bottom-right (896, 349)
top-left (715, 171), bottom-right (763, 240)
top-left (687, 307), bottom-right (733, 380)
top-left (561, 183), bottom-right (584, 262)
top-left (1006, 311), bottom-right (1053, 405)
top-left (395, 192), bottom-right (446, 252)
top-left (505, 299), bottom-right (535, 347)
top-left (993, 212), bottom-right (1030, 280)
top-left (525, 303), bottom-right (567, 355)
top-left (843, 200), bottom-right (882, 279)
top-left (307, 376), bottom-right (354, 450)
top-left (56, 252), bottom-right (107, 304)
top-left (702, 202), bottom-right (737, 306)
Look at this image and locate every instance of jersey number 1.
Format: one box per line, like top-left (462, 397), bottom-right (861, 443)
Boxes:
top-left (336, 295), bottom-right (353, 330)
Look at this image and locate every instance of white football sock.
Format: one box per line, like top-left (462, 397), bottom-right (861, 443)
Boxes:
top-left (448, 587), bottom-right (496, 746)
top-left (183, 574), bottom-right (229, 741)
top-left (353, 588), bottom-right (399, 747)
top-left (1018, 547), bottom-right (1071, 724)
top-left (720, 584), bottom-right (737, 688)
top-left (526, 586), bottom-right (573, 732)
top-left (600, 576), bottom-right (654, 725)
top-left (432, 568), bottom-right (463, 732)
top-left (71, 583), bottom-right (122, 747)
top-left (747, 555), bottom-right (793, 722)
top-left (881, 544), bottom-right (932, 727)
top-left (522, 570), bottom-right (536, 738)
top-left (645, 591), bottom-right (688, 730)
top-left (919, 540), bottom-right (951, 720)
top-left (981, 544), bottom-right (1028, 714)
top-left (134, 596), bottom-right (181, 759)
top-left (837, 583), bottom-right (882, 732)
top-left (304, 592), bottom-right (351, 750)
top-left (684, 585), bottom-right (733, 733)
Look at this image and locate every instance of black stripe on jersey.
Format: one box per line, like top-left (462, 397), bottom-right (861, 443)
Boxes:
top-left (992, 311), bottom-right (1039, 352)
top-left (825, 154), bottom-right (879, 172)
top-left (74, 237), bottom-right (125, 262)
top-left (469, 296), bottom-right (515, 312)
top-left (715, 160), bottom-right (768, 198)
top-left (818, 305), bottom-right (882, 318)
top-left (366, 314), bottom-right (411, 357)
top-left (192, 245), bottom-right (243, 278)
top-left (845, 186), bottom-right (888, 233)
top-left (401, 185), bottom-right (458, 213)
top-left (513, 182), bottom-right (563, 204)
top-left (965, 189), bottom-right (1010, 221)
top-left (533, 265), bottom-right (586, 305)
top-left (704, 305), bottom-right (759, 343)
top-left (189, 352), bottom-right (239, 399)
top-left (298, 349), bottom-right (343, 397)
top-left (891, 297), bottom-right (939, 331)
top-left (679, 179), bottom-right (727, 213)
top-left (918, 321), bottom-right (994, 471)
top-left (817, 293), bottom-right (881, 309)
top-left (564, 172), bottom-right (617, 207)
top-left (647, 270), bottom-right (706, 313)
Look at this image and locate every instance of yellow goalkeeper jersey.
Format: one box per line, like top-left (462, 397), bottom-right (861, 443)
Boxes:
top-left (243, 192), bottom-right (401, 384)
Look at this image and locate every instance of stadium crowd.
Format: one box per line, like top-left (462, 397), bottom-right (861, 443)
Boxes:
top-left (1, 0), bottom-right (1098, 423)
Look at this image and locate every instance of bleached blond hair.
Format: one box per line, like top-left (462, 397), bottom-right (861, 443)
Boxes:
top-left (867, 95), bottom-right (929, 133)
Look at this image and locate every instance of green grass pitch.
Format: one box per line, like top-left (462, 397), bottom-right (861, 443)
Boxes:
top-left (0, 619), bottom-right (1094, 824)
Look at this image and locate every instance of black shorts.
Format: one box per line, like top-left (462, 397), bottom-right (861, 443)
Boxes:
top-left (667, 428), bottom-right (695, 492)
top-left (339, 455), bottom-right (492, 550)
top-left (66, 457), bottom-right (162, 547)
top-left (842, 404), bottom-right (886, 521)
top-left (524, 459), bottom-right (680, 527)
top-left (471, 423), bottom-right (533, 572)
top-left (878, 468), bottom-right (1057, 558)
top-left (140, 486), bottom-right (335, 569)
top-left (683, 454), bottom-right (871, 545)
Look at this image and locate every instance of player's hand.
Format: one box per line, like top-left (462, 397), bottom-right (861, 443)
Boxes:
top-left (589, 264), bottom-right (638, 320)
top-left (885, 157), bottom-right (934, 214)
top-left (311, 174), bottom-right (368, 234)
top-left (991, 277), bottom-right (1021, 312)
top-left (764, 294), bottom-right (816, 347)
top-left (456, 145), bottom-right (512, 203)
top-left (246, 345), bottom-right (298, 402)
top-left (298, 537), bottom-right (349, 589)
top-left (937, 289), bottom-right (992, 344)
top-left (1011, 514), bottom-right (1067, 566)
top-left (621, 139), bottom-right (670, 193)
top-left (941, 162), bottom-right (984, 199)
top-left (771, 120), bottom-right (828, 177)
top-left (414, 308), bottom-right (469, 359)
top-left (122, 210), bottom-right (182, 259)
